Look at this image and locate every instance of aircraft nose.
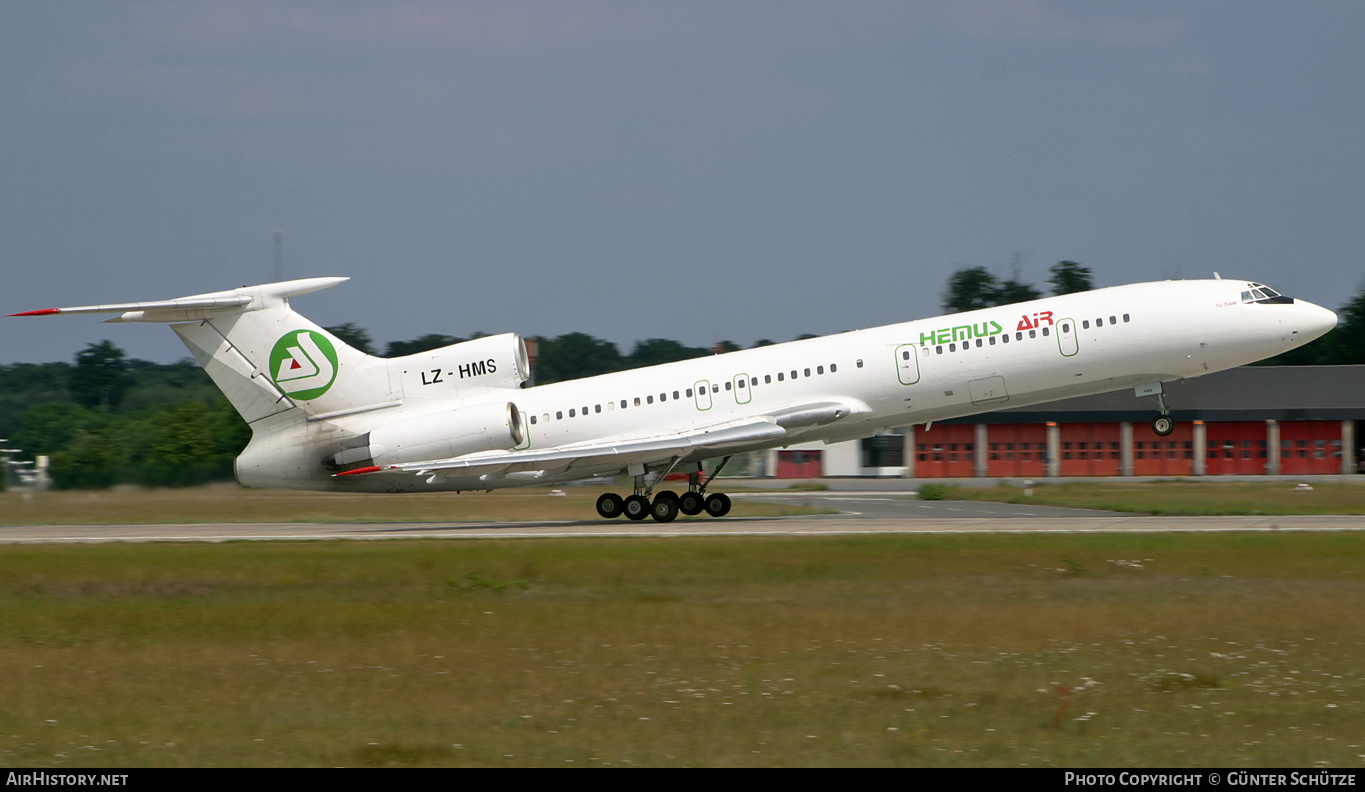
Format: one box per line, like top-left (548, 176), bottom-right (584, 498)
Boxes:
top-left (1297, 299), bottom-right (1338, 342)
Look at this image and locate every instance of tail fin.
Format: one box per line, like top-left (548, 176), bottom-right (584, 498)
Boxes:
top-left (10, 278), bottom-right (397, 426)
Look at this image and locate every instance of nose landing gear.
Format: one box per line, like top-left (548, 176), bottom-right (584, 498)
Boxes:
top-left (1139, 382), bottom-right (1176, 437)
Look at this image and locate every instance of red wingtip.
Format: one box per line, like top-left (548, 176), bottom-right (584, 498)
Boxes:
top-left (7, 308), bottom-right (62, 317)
top-left (336, 465), bottom-right (385, 477)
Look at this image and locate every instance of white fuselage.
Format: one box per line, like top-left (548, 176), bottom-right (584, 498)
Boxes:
top-left (233, 279), bottom-right (1337, 493)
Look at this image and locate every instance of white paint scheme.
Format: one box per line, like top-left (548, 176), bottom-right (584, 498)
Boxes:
top-left (12, 278), bottom-right (1337, 500)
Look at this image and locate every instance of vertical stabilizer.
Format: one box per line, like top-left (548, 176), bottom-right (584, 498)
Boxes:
top-left (9, 277), bottom-right (398, 426)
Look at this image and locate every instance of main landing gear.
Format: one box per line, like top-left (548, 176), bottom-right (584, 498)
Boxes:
top-left (595, 457), bottom-right (734, 523)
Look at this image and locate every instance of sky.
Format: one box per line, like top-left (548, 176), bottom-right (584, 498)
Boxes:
top-left (3, 1), bottom-right (1363, 365)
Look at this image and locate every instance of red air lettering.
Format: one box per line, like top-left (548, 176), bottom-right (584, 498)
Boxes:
top-left (1016, 311), bottom-right (1055, 332)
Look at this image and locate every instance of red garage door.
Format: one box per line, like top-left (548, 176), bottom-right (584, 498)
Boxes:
top-left (985, 424), bottom-right (1047, 478)
top-left (1133, 421), bottom-right (1194, 476)
top-left (1059, 423), bottom-right (1122, 476)
top-left (916, 424), bottom-right (976, 478)
top-left (777, 450), bottom-right (824, 478)
top-left (1280, 422), bottom-right (1342, 475)
top-left (1205, 422), bottom-right (1268, 475)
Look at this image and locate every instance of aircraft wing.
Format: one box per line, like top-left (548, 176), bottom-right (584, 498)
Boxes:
top-left (338, 400), bottom-right (867, 484)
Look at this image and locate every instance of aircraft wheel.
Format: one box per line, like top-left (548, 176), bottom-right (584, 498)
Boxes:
top-left (623, 495), bottom-right (651, 521)
top-left (1152, 415), bottom-right (1174, 437)
top-left (596, 492), bottom-right (625, 519)
top-left (650, 492), bottom-right (680, 523)
top-left (704, 492), bottom-right (732, 518)
top-left (678, 491), bottom-right (704, 516)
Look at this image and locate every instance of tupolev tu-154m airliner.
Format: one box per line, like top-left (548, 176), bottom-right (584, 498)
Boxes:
top-left (10, 276), bottom-right (1337, 522)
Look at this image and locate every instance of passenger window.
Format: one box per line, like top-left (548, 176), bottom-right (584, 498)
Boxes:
top-left (530, 415), bottom-right (537, 425)
top-left (856, 360), bottom-right (863, 368)
top-left (736, 381), bottom-right (745, 389)
top-left (1029, 330), bottom-right (1036, 338)
top-left (803, 368), bottom-right (810, 377)
top-left (817, 366), bottom-right (824, 374)
top-left (949, 343), bottom-right (957, 352)
top-left (621, 400), bottom-right (628, 409)
top-left (556, 411), bottom-right (563, 420)
top-left (1096, 318), bottom-right (1103, 327)
top-left (750, 377), bottom-right (758, 386)
top-left (1123, 313), bottom-right (1130, 322)
top-left (724, 381), bottom-right (732, 391)
top-left (686, 388), bottom-right (693, 397)
top-left (712, 384), bottom-right (719, 393)
top-left (647, 395), bottom-right (654, 404)
top-left (936, 346), bottom-right (943, 354)
top-left (1083, 320), bottom-right (1090, 329)
top-left (989, 336), bottom-right (996, 345)
top-left (1002, 334), bottom-right (1009, 344)
top-left (1109, 316), bottom-right (1116, 325)
top-left (1061, 323), bottom-right (1069, 333)
top-left (673, 390), bottom-right (680, 399)
top-left (976, 338), bottom-right (983, 347)
top-left (634, 397), bottom-right (641, 406)
top-left (569, 408), bottom-right (575, 417)
top-left (659, 393), bottom-right (666, 402)
top-left (595, 404), bottom-right (601, 414)
top-left (778, 372), bottom-right (784, 381)
top-left (830, 363), bottom-right (837, 372)
top-left (791, 370), bottom-right (798, 379)
top-left (765, 375), bottom-right (772, 384)
top-left (1015, 332), bottom-right (1023, 341)
top-left (582, 406), bottom-right (588, 415)
top-left (1042, 327), bottom-right (1050, 337)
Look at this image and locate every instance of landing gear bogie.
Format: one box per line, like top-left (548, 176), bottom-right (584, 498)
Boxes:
top-left (650, 492), bottom-right (680, 523)
top-left (596, 489), bottom-right (732, 521)
top-left (678, 491), bottom-right (705, 516)
top-left (623, 494), bottom-right (651, 521)
top-left (1152, 414), bottom-right (1174, 437)
top-left (595, 492), bottom-right (625, 519)
top-left (704, 492), bottom-right (732, 517)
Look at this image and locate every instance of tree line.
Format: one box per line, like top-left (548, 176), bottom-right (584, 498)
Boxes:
top-left (4, 261), bottom-right (1361, 489)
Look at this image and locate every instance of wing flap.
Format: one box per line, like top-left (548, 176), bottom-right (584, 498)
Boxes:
top-left (339, 418), bottom-right (788, 479)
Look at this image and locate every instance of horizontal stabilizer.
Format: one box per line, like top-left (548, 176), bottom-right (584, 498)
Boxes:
top-left (7, 277), bottom-right (348, 323)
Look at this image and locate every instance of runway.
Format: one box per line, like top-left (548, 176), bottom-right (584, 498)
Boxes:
top-left (1, 491), bottom-right (1360, 543)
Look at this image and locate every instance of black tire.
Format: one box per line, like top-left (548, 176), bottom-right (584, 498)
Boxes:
top-left (704, 492), bottom-right (732, 518)
top-left (624, 494), bottom-right (650, 521)
top-left (678, 491), bottom-right (704, 516)
top-left (596, 492), bottom-right (625, 519)
top-left (650, 493), bottom-right (679, 523)
top-left (1152, 415), bottom-right (1174, 437)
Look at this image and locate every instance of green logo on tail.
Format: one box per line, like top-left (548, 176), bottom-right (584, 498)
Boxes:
top-left (269, 330), bottom-right (338, 401)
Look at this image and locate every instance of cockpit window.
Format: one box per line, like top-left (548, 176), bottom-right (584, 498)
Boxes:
top-left (1242, 283), bottom-right (1291, 304)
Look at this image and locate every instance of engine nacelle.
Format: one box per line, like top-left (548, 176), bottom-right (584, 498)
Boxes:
top-left (335, 402), bottom-right (525, 468)
top-left (389, 333), bottom-right (530, 394)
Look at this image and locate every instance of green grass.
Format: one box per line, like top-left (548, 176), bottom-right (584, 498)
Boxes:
top-left (0, 485), bottom-right (829, 525)
top-left (939, 480), bottom-right (1365, 515)
top-left (3, 533), bottom-right (1364, 767)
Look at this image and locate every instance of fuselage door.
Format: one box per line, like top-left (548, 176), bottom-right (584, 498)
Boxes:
top-left (694, 380), bottom-right (713, 411)
top-left (1057, 318), bottom-right (1079, 357)
top-left (895, 344), bottom-right (921, 385)
top-left (732, 374), bottom-right (752, 404)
